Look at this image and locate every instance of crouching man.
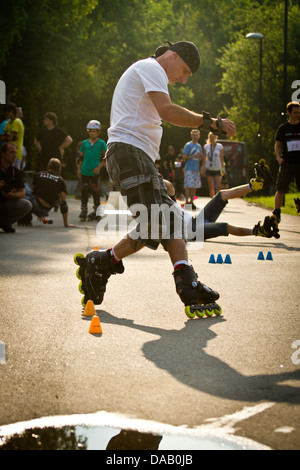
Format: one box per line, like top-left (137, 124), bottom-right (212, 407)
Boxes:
top-left (0, 143), bottom-right (32, 233)
top-left (20, 158), bottom-right (72, 227)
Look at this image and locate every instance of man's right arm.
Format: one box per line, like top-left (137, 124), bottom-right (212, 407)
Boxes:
top-left (34, 138), bottom-right (42, 153)
top-left (274, 140), bottom-right (284, 165)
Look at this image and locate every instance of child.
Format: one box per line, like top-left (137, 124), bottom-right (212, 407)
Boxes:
top-left (78, 120), bottom-right (107, 221)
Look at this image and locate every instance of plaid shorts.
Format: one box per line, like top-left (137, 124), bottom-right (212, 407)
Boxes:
top-left (184, 169), bottom-right (201, 188)
top-left (106, 142), bottom-right (186, 249)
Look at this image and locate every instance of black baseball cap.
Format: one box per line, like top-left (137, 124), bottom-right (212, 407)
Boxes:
top-left (153, 41), bottom-right (200, 74)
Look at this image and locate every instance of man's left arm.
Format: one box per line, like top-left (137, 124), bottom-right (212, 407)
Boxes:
top-left (148, 91), bottom-right (236, 137)
top-left (59, 135), bottom-right (73, 156)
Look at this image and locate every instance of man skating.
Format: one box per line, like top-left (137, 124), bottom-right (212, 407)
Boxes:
top-left (75, 41), bottom-right (236, 317)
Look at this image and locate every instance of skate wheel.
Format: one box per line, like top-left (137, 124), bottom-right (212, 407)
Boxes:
top-left (195, 307), bottom-right (205, 318)
top-left (185, 305), bottom-right (196, 319)
top-left (76, 267), bottom-right (81, 279)
top-left (78, 281), bottom-right (85, 294)
top-left (81, 297), bottom-right (87, 307)
top-left (205, 305), bottom-right (214, 317)
top-left (214, 304), bottom-right (222, 316)
top-left (74, 252), bottom-right (84, 265)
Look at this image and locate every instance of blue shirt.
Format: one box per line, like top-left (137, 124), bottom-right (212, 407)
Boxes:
top-left (183, 141), bottom-right (202, 171)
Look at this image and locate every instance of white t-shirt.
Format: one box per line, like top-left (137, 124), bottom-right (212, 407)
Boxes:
top-left (204, 142), bottom-right (224, 171)
top-left (107, 57), bottom-right (169, 162)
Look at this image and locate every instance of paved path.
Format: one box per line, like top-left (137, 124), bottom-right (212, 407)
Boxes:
top-left (0, 195), bottom-right (299, 450)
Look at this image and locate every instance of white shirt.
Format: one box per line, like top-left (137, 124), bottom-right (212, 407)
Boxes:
top-left (204, 142), bottom-right (224, 171)
top-left (107, 58), bottom-right (169, 162)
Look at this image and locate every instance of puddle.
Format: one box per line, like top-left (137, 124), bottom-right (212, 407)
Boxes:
top-left (0, 411), bottom-right (270, 451)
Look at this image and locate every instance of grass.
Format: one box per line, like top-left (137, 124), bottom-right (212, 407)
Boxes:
top-left (244, 192), bottom-right (300, 216)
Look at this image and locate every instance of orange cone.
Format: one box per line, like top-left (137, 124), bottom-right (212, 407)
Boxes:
top-left (83, 300), bottom-right (96, 317)
top-left (89, 315), bottom-right (103, 334)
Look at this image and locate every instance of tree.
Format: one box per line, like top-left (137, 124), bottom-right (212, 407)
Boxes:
top-left (218, 1), bottom-right (300, 168)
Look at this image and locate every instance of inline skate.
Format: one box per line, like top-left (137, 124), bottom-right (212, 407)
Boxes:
top-left (87, 205), bottom-right (101, 221)
top-left (250, 158), bottom-right (272, 191)
top-left (79, 205), bottom-right (88, 222)
top-left (74, 247), bottom-right (124, 307)
top-left (253, 215), bottom-right (280, 239)
top-left (173, 264), bottom-right (222, 319)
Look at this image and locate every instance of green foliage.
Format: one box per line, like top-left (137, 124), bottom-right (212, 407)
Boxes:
top-left (0, 0), bottom-right (299, 175)
top-left (245, 193), bottom-right (300, 216)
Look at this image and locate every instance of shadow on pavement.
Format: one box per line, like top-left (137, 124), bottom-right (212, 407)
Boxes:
top-left (97, 310), bottom-right (300, 405)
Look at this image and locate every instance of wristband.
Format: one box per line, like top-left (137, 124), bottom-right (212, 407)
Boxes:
top-left (199, 112), bottom-right (225, 137)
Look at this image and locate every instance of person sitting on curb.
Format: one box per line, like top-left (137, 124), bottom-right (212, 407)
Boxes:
top-left (0, 142), bottom-right (32, 233)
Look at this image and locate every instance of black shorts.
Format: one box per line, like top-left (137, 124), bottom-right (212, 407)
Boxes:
top-left (205, 169), bottom-right (221, 177)
top-left (106, 142), bottom-right (186, 249)
top-left (276, 161), bottom-right (300, 193)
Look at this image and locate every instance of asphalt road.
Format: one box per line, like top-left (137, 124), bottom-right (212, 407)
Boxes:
top-left (0, 194), bottom-right (299, 450)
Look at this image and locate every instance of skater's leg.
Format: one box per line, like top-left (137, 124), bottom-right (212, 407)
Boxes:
top-left (81, 176), bottom-right (89, 206)
top-left (166, 238), bottom-right (188, 265)
top-left (226, 224), bottom-right (252, 237)
top-left (219, 184), bottom-right (252, 202)
top-left (113, 234), bottom-right (188, 266)
top-left (112, 234), bottom-right (145, 260)
top-left (90, 179), bottom-right (100, 208)
top-left (80, 176), bottom-right (89, 219)
top-left (274, 190), bottom-right (284, 210)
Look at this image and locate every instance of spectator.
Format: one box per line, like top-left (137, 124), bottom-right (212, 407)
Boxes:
top-left (174, 149), bottom-right (185, 200)
top-left (183, 129), bottom-right (203, 210)
top-left (0, 142), bottom-right (32, 232)
top-left (0, 104), bottom-right (10, 140)
top-left (203, 132), bottom-right (225, 198)
top-left (273, 101), bottom-right (300, 222)
top-left (34, 112), bottom-right (73, 171)
top-left (16, 107), bottom-right (27, 170)
top-left (77, 120), bottom-right (107, 221)
top-left (161, 145), bottom-right (175, 183)
top-left (20, 158), bottom-right (72, 227)
top-left (0, 103), bottom-right (25, 170)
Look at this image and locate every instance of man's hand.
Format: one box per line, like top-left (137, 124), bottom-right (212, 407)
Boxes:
top-left (277, 156), bottom-right (284, 166)
top-left (211, 118), bottom-right (236, 138)
top-left (64, 223), bottom-right (81, 228)
top-left (221, 119), bottom-right (236, 138)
